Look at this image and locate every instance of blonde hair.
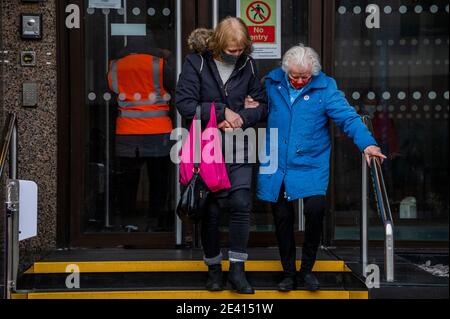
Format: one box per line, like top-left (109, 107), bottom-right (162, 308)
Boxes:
top-left (208, 17), bottom-right (253, 58)
top-left (282, 44), bottom-right (322, 76)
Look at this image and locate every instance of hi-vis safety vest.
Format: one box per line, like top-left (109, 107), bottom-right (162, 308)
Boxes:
top-left (108, 54), bottom-right (173, 135)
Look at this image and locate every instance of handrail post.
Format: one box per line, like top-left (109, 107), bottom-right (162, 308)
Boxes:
top-left (10, 124), bottom-right (17, 180)
top-left (385, 221), bottom-right (394, 282)
top-left (11, 119), bottom-right (19, 291)
top-left (298, 199), bottom-right (305, 231)
top-left (361, 154), bottom-right (368, 278)
top-left (3, 117), bottom-right (19, 299)
top-left (362, 115), bottom-right (395, 283)
top-left (5, 179), bottom-right (19, 299)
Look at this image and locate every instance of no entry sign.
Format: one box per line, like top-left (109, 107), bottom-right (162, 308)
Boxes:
top-left (238, 0), bottom-right (281, 59)
top-left (246, 1), bottom-right (271, 24)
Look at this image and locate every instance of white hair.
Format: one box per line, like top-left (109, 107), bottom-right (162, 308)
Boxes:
top-left (281, 44), bottom-right (322, 76)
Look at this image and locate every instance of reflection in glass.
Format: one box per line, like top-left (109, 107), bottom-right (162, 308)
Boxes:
top-left (333, 0), bottom-right (449, 241)
top-left (83, 0), bottom-right (176, 234)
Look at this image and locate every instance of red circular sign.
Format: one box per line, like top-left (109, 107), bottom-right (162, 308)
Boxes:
top-left (246, 1), bottom-right (271, 24)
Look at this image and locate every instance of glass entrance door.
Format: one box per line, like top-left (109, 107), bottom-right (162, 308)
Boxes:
top-left (69, 0), bottom-right (179, 247)
top-left (329, 0), bottom-right (449, 243)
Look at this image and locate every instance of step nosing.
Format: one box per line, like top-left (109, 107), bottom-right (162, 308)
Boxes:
top-left (26, 260), bottom-right (349, 274)
top-left (12, 289), bottom-right (368, 299)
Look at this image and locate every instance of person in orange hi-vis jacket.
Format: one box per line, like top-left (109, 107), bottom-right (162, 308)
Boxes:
top-left (107, 34), bottom-right (175, 232)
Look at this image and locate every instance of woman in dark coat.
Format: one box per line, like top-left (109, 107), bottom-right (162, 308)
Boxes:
top-left (175, 17), bottom-right (267, 294)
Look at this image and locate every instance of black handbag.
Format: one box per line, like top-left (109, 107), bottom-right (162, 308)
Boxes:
top-left (176, 166), bottom-right (210, 222)
top-left (176, 106), bottom-right (210, 222)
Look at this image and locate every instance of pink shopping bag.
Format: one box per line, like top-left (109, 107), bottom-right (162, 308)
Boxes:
top-left (179, 102), bottom-right (231, 192)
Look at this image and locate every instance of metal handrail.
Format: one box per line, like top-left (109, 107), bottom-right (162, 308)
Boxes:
top-left (1, 112), bottom-right (19, 299)
top-left (361, 115), bottom-right (395, 283)
top-left (0, 113), bottom-right (17, 178)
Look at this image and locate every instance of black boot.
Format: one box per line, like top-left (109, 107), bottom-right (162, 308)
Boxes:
top-left (300, 239), bottom-right (320, 291)
top-left (298, 270), bottom-right (320, 291)
top-left (278, 276), bottom-right (297, 292)
top-left (227, 262), bottom-right (255, 294)
top-left (206, 264), bottom-right (223, 291)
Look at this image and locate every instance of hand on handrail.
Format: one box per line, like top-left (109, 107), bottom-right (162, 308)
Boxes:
top-left (363, 145), bottom-right (387, 167)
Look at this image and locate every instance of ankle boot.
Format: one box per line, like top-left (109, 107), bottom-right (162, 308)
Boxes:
top-left (206, 264), bottom-right (223, 291)
top-left (227, 262), bottom-right (255, 294)
top-left (298, 270), bottom-right (320, 291)
top-left (278, 276), bottom-right (297, 292)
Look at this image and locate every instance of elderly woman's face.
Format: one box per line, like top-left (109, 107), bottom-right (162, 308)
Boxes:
top-left (288, 64), bottom-right (312, 82)
top-left (224, 43), bottom-right (245, 56)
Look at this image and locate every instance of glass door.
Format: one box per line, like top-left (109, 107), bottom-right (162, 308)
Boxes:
top-left (69, 0), bottom-right (179, 247)
top-left (329, 0), bottom-right (449, 243)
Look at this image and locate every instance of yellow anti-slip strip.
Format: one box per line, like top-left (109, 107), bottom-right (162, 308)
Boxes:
top-left (13, 290), bottom-right (368, 299)
top-left (25, 260), bottom-right (350, 274)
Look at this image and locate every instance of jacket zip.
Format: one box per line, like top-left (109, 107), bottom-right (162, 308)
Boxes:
top-left (224, 57), bottom-right (250, 97)
top-left (274, 81), bottom-right (294, 200)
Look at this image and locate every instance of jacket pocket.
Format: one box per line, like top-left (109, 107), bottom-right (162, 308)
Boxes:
top-left (290, 151), bottom-right (321, 169)
top-left (295, 117), bottom-right (318, 154)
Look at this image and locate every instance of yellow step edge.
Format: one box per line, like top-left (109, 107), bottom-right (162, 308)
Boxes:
top-left (13, 290), bottom-right (367, 299)
top-left (349, 291), bottom-right (370, 299)
top-left (344, 264), bottom-right (352, 272)
top-left (25, 260), bottom-right (350, 274)
top-left (11, 293), bottom-right (28, 299)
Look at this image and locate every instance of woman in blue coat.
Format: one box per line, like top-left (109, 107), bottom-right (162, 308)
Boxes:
top-left (256, 44), bottom-right (386, 291)
top-left (176, 18), bottom-right (267, 294)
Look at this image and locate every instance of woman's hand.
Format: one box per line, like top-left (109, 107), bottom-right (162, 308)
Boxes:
top-left (244, 95), bottom-right (259, 109)
top-left (363, 145), bottom-right (387, 167)
top-left (218, 120), bottom-right (232, 131)
top-left (225, 108), bottom-right (244, 128)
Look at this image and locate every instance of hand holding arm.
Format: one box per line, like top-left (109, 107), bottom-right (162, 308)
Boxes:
top-left (225, 108), bottom-right (244, 128)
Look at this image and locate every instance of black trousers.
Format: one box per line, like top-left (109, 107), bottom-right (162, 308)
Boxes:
top-left (201, 189), bottom-right (251, 260)
top-left (115, 156), bottom-right (170, 221)
top-left (271, 187), bottom-right (326, 277)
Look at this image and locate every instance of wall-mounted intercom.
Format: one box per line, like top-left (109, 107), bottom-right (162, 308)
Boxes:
top-left (21, 13), bottom-right (43, 39)
top-left (23, 82), bottom-right (39, 107)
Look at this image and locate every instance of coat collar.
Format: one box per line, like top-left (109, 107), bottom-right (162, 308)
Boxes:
top-left (266, 67), bottom-right (328, 89)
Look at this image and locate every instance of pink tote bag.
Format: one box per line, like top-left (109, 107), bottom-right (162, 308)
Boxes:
top-left (179, 102), bottom-right (231, 192)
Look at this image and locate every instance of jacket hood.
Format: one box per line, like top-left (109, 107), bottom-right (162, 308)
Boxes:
top-left (188, 28), bottom-right (214, 53)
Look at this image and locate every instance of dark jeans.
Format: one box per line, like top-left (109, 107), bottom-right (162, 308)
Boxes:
top-left (201, 189), bottom-right (251, 261)
top-left (271, 186), bottom-right (326, 277)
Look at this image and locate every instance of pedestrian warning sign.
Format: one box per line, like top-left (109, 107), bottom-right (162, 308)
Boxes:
top-left (237, 0), bottom-right (281, 59)
top-left (246, 1), bottom-right (271, 24)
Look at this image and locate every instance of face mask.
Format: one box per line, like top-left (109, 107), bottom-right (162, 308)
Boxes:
top-left (289, 75), bottom-right (311, 90)
top-left (220, 52), bottom-right (240, 65)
